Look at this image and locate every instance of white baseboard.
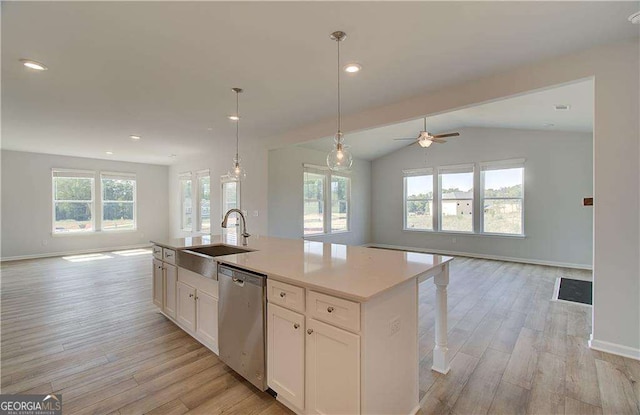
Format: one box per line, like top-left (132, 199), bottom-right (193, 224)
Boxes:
top-left (0, 243), bottom-right (153, 262)
top-left (364, 243), bottom-right (592, 270)
top-left (589, 335), bottom-right (640, 361)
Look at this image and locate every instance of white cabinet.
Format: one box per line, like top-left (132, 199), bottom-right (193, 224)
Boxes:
top-left (177, 281), bottom-right (196, 332)
top-left (196, 291), bottom-right (218, 352)
top-left (164, 264), bottom-right (177, 319)
top-left (152, 259), bottom-right (164, 308)
top-left (268, 303), bottom-right (305, 410)
top-left (306, 318), bottom-right (360, 415)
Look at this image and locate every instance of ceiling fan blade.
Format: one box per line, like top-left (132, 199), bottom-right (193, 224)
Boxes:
top-left (430, 138), bottom-right (447, 144)
top-left (394, 138), bottom-right (419, 141)
top-left (406, 141), bottom-right (419, 147)
top-left (431, 132), bottom-right (460, 139)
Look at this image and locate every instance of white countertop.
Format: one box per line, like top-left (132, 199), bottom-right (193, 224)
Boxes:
top-left (151, 234), bottom-right (453, 302)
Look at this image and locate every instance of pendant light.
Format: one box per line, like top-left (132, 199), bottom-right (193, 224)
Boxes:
top-left (326, 31), bottom-right (353, 172)
top-left (229, 87), bottom-right (247, 180)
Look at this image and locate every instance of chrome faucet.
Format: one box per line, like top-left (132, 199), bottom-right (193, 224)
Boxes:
top-left (222, 209), bottom-right (251, 246)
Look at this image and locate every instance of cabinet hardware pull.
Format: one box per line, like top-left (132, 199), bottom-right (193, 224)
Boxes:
top-left (189, 293), bottom-right (194, 298)
top-left (280, 292), bottom-right (286, 298)
top-left (195, 296), bottom-right (198, 300)
top-left (307, 329), bottom-right (313, 335)
top-left (294, 323), bottom-right (300, 329)
top-left (327, 306), bottom-right (335, 313)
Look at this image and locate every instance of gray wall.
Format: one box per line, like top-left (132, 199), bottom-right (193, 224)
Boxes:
top-left (1, 150), bottom-right (170, 259)
top-left (268, 146), bottom-right (371, 246)
top-left (372, 127), bottom-right (593, 268)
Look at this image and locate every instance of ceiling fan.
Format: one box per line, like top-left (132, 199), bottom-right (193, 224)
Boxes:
top-left (394, 118), bottom-right (460, 147)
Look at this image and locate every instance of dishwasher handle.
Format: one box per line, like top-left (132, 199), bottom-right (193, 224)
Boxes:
top-left (232, 277), bottom-right (245, 287)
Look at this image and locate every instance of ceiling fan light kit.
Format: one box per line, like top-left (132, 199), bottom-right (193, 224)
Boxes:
top-left (393, 118), bottom-right (460, 148)
top-left (326, 30), bottom-right (353, 172)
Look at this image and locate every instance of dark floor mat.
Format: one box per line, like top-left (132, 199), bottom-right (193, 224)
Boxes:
top-left (558, 278), bottom-right (592, 305)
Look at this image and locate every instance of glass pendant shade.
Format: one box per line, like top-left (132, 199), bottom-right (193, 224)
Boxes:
top-left (327, 143), bottom-right (353, 172)
top-left (229, 158), bottom-right (247, 180)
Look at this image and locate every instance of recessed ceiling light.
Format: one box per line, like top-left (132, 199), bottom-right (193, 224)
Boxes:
top-left (629, 11), bottom-right (640, 24)
top-left (554, 104), bottom-right (571, 111)
top-left (169, 154), bottom-right (177, 158)
top-left (106, 151), bottom-right (114, 155)
top-left (343, 63), bottom-right (362, 73)
top-left (20, 59), bottom-right (48, 71)
top-left (228, 115), bottom-right (240, 121)
top-left (129, 135), bottom-right (141, 140)
top-left (544, 123), bottom-right (555, 128)
top-left (207, 127), bottom-right (213, 131)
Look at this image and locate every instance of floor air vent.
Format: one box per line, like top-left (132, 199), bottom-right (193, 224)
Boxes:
top-left (553, 277), bottom-right (592, 305)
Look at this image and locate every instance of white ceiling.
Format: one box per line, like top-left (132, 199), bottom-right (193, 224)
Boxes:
top-left (299, 79), bottom-right (594, 160)
top-left (2, 2), bottom-right (636, 165)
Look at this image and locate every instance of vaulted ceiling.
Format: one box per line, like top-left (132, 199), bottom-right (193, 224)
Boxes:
top-left (3, 2), bottom-right (637, 164)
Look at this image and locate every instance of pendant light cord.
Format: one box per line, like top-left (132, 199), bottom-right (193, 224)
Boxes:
top-left (336, 37), bottom-right (341, 139)
top-left (236, 90), bottom-right (240, 160)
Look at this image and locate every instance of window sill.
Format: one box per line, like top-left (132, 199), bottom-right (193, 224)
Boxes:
top-left (52, 229), bottom-right (138, 237)
top-left (402, 229), bottom-right (526, 239)
top-left (304, 230), bottom-right (351, 239)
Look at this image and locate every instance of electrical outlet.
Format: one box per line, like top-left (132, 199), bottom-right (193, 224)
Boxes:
top-left (389, 317), bottom-right (401, 336)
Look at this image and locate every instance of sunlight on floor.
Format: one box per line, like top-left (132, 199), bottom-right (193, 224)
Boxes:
top-left (112, 248), bottom-right (152, 257)
top-left (62, 253), bottom-right (113, 262)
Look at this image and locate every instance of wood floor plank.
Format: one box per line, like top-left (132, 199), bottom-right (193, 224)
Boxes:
top-left (487, 381), bottom-right (530, 415)
top-left (502, 327), bottom-right (541, 390)
top-left (450, 348), bottom-right (511, 415)
top-left (145, 399), bottom-right (189, 415)
top-left (526, 352), bottom-right (566, 415)
top-left (564, 397), bottom-right (602, 415)
top-left (420, 352), bottom-right (479, 414)
top-left (594, 358), bottom-right (640, 415)
top-left (565, 335), bottom-right (601, 407)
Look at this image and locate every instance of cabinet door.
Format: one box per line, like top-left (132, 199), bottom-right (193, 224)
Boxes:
top-left (196, 291), bottom-right (218, 352)
top-left (306, 318), bottom-right (360, 415)
top-left (176, 281), bottom-right (196, 332)
top-left (268, 303), bottom-right (305, 410)
top-left (164, 264), bottom-right (177, 319)
top-left (152, 259), bottom-right (164, 308)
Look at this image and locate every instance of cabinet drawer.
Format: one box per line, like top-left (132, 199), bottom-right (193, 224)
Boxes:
top-left (163, 248), bottom-right (176, 265)
top-left (307, 291), bottom-right (360, 333)
top-left (152, 245), bottom-right (163, 260)
top-left (267, 280), bottom-right (305, 313)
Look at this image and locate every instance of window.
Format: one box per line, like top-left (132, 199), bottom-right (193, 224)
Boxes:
top-left (179, 173), bottom-right (193, 231)
top-left (481, 160), bottom-right (524, 235)
top-left (303, 165), bottom-right (350, 235)
top-left (101, 173), bottom-right (136, 231)
top-left (439, 165), bottom-right (474, 232)
top-left (404, 169), bottom-right (434, 231)
top-left (331, 175), bottom-right (350, 232)
top-left (197, 170), bottom-right (211, 232)
top-left (52, 170), bottom-right (95, 233)
top-left (221, 176), bottom-right (240, 227)
top-left (303, 169), bottom-right (325, 235)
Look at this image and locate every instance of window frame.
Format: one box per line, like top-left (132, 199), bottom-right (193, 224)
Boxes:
top-left (438, 164), bottom-right (475, 234)
top-left (196, 170), bottom-right (211, 233)
top-left (480, 159), bottom-right (525, 236)
top-left (303, 164), bottom-right (351, 236)
top-left (179, 172), bottom-right (193, 232)
top-left (403, 168), bottom-right (435, 232)
top-left (100, 171), bottom-right (137, 232)
top-left (51, 169), bottom-right (96, 235)
top-left (221, 175), bottom-right (241, 230)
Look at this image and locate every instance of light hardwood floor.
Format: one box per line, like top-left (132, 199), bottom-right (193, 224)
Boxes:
top-left (1, 250), bottom-right (638, 414)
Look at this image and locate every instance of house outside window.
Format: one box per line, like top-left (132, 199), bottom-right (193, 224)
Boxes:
top-left (197, 170), bottom-right (211, 233)
top-left (221, 176), bottom-right (240, 228)
top-left (439, 165), bottom-right (474, 233)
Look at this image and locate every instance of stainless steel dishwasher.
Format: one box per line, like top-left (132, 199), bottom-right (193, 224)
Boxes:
top-left (218, 264), bottom-right (267, 391)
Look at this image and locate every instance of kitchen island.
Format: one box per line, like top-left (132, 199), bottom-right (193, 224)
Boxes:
top-left (151, 234), bottom-right (453, 415)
